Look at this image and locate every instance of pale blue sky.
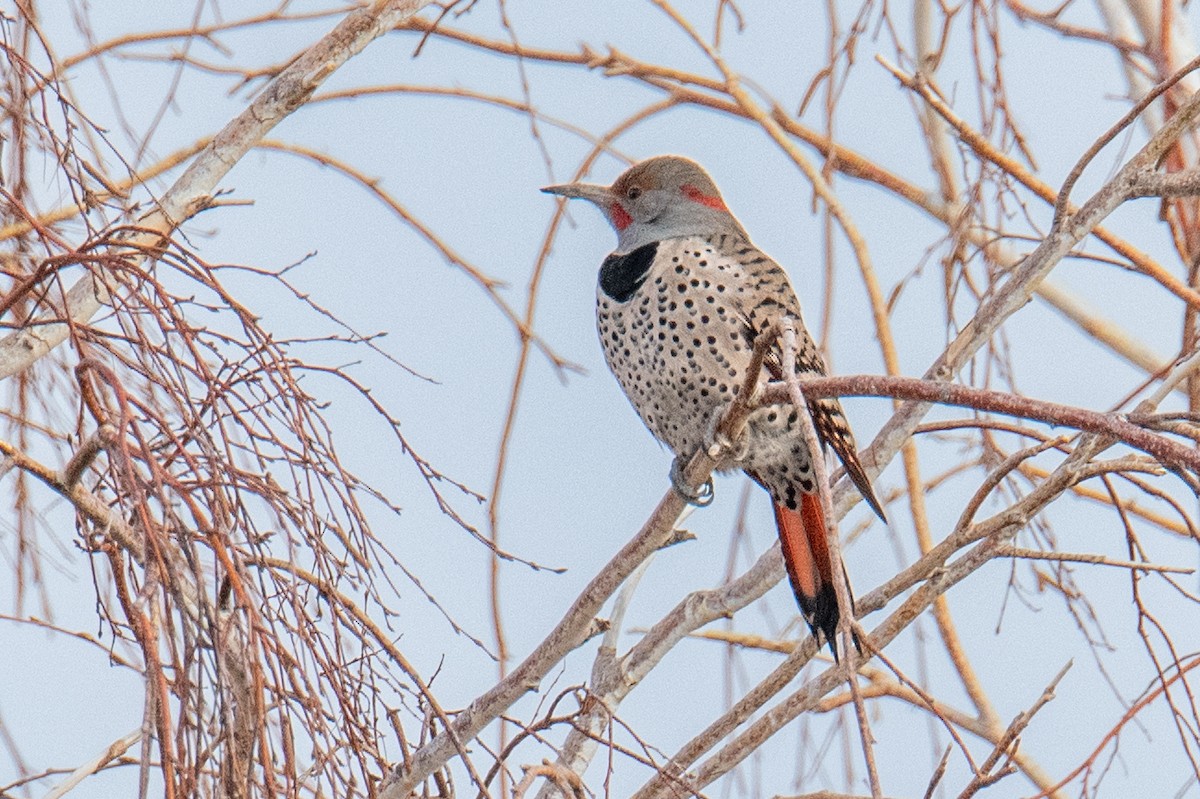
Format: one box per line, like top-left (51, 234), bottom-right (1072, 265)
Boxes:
top-left (3, 1), bottom-right (1199, 797)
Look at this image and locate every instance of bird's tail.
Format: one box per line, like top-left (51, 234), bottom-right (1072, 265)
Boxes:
top-left (772, 492), bottom-right (854, 660)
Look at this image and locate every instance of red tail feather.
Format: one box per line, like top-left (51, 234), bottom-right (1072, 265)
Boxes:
top-left (773, 493), bottom-right (844, 658)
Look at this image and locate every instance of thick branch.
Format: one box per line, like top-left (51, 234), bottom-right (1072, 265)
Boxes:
top-left (633, 436), bottom-right (1114, 799)
top-left (1128, 168), bottom-right (1200, 198)
top-left (0, 437), bottom-right (145, 563)
top-left (382, 337), bottom-right (772, 798)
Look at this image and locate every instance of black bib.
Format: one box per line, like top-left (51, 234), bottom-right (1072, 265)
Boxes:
top-left (598, 241), bottom-right (658, 303)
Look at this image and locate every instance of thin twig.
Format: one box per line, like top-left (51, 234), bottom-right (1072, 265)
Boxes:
top-left (995, 546), bottom-right (1193, 575)
top-left (779, 317), bottom-right (883, 798)
top-left (42, 729), bottom-right (142, 799)
top-left (956, 662), bottom-right (1072, 799)
top-left (0, 0), bottom-right (436, 381)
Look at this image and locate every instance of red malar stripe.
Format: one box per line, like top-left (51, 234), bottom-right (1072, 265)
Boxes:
top-left (610, 202), bottom-right (633, 231)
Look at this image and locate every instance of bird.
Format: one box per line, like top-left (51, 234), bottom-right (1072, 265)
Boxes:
top-left (543, 155), bottom-right (886, 659)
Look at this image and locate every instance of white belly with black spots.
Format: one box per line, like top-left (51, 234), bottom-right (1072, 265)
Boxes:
top-left (595, 235), bottom-right (757, 458)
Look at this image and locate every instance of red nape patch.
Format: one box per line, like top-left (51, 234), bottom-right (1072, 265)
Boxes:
top-left (610, 202), bottom-right (633, 231)
top-left (682, 183), bottom-right (728, 212)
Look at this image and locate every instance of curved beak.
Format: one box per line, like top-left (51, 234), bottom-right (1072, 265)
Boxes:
top-left (541, 182), bottom-right (612, 206)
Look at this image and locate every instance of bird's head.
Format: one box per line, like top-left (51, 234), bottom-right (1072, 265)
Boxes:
top-left (543, 155), bottom-right (749, 252)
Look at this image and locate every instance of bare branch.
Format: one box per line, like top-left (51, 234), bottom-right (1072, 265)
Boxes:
top-left (0, 0), bottom-right (435, 381)
top-left (765, 374), bottom-right (1195, 476)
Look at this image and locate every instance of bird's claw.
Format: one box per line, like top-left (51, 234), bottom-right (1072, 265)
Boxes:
top-left (710, 428), bottom-right (749, 462)
top-left (670, 456), bottom-right (714, 507)
top-left (706, 410), bottom-right (749, 463)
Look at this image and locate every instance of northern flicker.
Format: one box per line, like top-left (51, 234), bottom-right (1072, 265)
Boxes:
top-left (544, 155), bottom-right (886, 658)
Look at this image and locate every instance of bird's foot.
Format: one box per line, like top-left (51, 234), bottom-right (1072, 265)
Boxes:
top-left (670, 455), bottom-right (714, 507)
top-left (705, 410), bottom-right (749, 463)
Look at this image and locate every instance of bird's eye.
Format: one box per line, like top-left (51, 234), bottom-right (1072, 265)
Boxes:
top-left (627, 186), bottom-right (642, 201)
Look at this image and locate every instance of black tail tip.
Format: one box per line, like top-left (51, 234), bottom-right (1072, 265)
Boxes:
top-left (812, 620), bottom-right (862, 663)
top-left (796, 583), bottom-right (843, 660)
top-left (800, 586), bottom-right (862, 662)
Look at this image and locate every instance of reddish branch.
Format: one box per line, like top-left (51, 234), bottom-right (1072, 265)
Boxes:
top-left (1032, 654), bottom-right (1200, 799)
top-left (765, 375), bottom-right (1199, 476)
